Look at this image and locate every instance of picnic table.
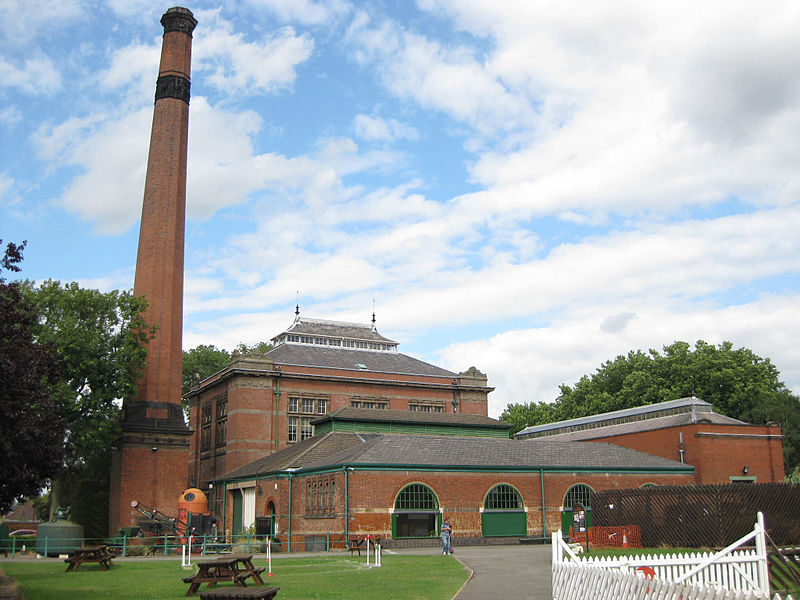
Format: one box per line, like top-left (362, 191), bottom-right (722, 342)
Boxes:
top-left (183, 554), bottom-right (266, 596)
top-left (64, 546), bottom-right (114, 571)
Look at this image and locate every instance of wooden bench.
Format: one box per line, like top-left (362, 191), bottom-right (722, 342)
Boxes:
top-left (198, 586), bottom-right (279, 600)
top-left (234, 567), bottom-right (265, 581)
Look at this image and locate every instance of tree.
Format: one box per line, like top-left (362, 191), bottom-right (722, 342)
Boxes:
top-left (182, 341), bottom-right (274, 395)
top-left (0, 241), bottom-right (66, 513)
top-left (501, 340), bottom-right (800, 472)
top-left (22, 279), bottom-right (154, 534)
top-left (182, 344), bottom-right (230, 395)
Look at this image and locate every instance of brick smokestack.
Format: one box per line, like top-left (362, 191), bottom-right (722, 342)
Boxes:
top-left (109, 7), bottom-right (197, 534)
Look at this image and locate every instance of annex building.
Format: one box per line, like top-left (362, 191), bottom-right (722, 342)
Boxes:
top-left (212, 412), bottom-right (694, 548)
top-left (515, 397), bottom-right (785, 485)
top-left (185, 314), bottom-right (494, 515)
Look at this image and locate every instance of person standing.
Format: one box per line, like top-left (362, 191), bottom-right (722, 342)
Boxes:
top-left (441, 518), bottom-right (452, 554)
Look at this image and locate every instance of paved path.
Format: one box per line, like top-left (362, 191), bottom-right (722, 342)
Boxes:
top-left (390, 544), bottom-right (552, 600)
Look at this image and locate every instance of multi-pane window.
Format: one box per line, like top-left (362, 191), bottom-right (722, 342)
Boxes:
top-left (395, 483), bottom-right (438, 510)
top-left (306, 476), bottom-right (336, 516)
top-left (563, 484), bottom-right (594, 510)
top-left (350, 398), bottom-right (388, 409)
top-left (201, 403), bottom-right (212, 452)
top-left (215, 397), bottom-right (227, 448)
top-left (287, 396), bottom-right (327, 442)
top-left (215, 418), bottom-right (226, 448)
top-left (288, 416), bottom-right (314, 443)
top-left (485, 484), bottom-right (523, 510)
top-left (409, 402), bottom-right (444, 413)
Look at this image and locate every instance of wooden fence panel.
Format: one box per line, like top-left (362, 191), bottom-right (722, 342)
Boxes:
top-left (592, 483), bottom-right (800, 548)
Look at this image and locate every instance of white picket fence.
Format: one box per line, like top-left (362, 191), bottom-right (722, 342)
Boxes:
top-left (551, 511), bottom-right (794, 600)
top-left (552, 561), bottom-right (793, 600)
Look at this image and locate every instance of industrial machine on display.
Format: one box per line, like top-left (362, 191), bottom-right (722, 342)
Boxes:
top-left (131, 488), bottom-right (217, 543)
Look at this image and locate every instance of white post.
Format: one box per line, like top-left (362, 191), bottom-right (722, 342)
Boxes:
top-left (755, 511), bottom-right (770, 596)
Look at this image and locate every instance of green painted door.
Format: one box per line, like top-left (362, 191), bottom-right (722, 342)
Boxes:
top-left (481, 511), bottom-right (527, 536)
top-left (232, 489), bottom-right (243, 536)
top-left (561, 508), bottom-right (592, 534)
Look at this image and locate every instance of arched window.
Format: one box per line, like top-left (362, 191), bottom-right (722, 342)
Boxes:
top-left (484, 484), bottom-right (523, 510)
top-left (395, 483), bottom-right (438, 511)
top-left (393, 483), bottom-right (439, 538)
top-left (563, 483), bottom-right (594, 510)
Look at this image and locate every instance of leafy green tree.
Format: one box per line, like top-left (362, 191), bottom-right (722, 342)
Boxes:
top-left (501, 340), bottom-right (800, 472)
top-left (182, 344), bottom-right (230, 395)
top-left (22, 279), bottom-right (154, 533)
top-left (0, 241), bottom-right (66, 513)
top-left (182, 341), bottom-right (274, 396)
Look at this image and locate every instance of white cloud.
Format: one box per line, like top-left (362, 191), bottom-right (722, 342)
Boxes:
top-left (347, 14), bottom-right (537, 136)
top-left (439, 294), bottom-right (800, 418)
top-left (354, 114), bottom-right (419, 142)
top-left (241, 0), bottom-right (351, 26)
top-left (0, 56), bottom-right (62, 95)
top-left (194, 13), bottom-right (314, 96)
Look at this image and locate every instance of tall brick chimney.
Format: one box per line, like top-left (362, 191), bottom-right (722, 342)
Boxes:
top-left (109, 7), bottom-right (197, 534)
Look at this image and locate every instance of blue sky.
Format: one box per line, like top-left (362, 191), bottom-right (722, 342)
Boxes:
top-left (3, 0), bottom-right (800, 417)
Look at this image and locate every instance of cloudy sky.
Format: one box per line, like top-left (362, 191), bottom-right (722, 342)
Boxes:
top-left (2, 0), bottom-right (799, 417)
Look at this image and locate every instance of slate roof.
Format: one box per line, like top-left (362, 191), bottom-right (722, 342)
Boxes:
top-left (282, 318), bottom-right (397, 344)
top-left (302, 434), bottom-right (692, 472)
top-left (515, 397), bottom-right (714, 438)
top-left (312, 407), bottom-right (511, 429)
top-left (522, 411), bottom-right (747, 442)
top-left (220, 432), bottom-right (373, 480)
top-left (264, 343), bottom-right (457, 377)
top-left (218, 432), bottom-right (692, 483)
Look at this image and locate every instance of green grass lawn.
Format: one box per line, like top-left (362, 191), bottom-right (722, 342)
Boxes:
top-left (1, 554), bottom-right (469, 600)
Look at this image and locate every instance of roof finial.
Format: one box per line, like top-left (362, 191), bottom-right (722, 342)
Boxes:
top-left (295, 291), bottom-right (300, 322)
top-left (371, 298), bottom-right (376, 330)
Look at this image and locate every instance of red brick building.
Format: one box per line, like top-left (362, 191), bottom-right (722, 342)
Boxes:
top-left (185, 315), bottom-right (494, 510)
top-left (213, 428), bottom-right (694, 548)
top-left (515, 397), bottom-right (785, 485)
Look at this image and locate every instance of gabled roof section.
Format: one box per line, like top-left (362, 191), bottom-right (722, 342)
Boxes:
top-left (300, 434), bottom-right (693, 473)
top-left (515, 397), bottom-right (715, 439)
top-left (264, 343), bottom-right (457, 377)
top-left (313, 407), bottom-right (510, 429)
top-left (219, 432), bottom-right (370, 481)
top-left (522, 411), bottom-right (748, 442)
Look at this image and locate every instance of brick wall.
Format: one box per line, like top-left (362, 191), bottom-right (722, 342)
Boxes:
top-left (581, 422), bottom-right (785, 483)
top-left (218, 468), bottom-right (694, 547)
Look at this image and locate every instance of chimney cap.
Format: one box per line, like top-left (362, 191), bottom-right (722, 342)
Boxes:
top-left (161, 7), bottom-right (197, 34)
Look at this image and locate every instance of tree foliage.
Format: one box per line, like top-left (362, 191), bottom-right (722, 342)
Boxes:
top-left (182, 344), bottom-right (230, 395)
top-left (501, 340), bottom-right (800, 471)
top-left (21, 279), bottom-right (154, 534)
top-left (182, 341), bottom-right (273, 395)
top-left (0, 241), bottom-right (66, 513)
